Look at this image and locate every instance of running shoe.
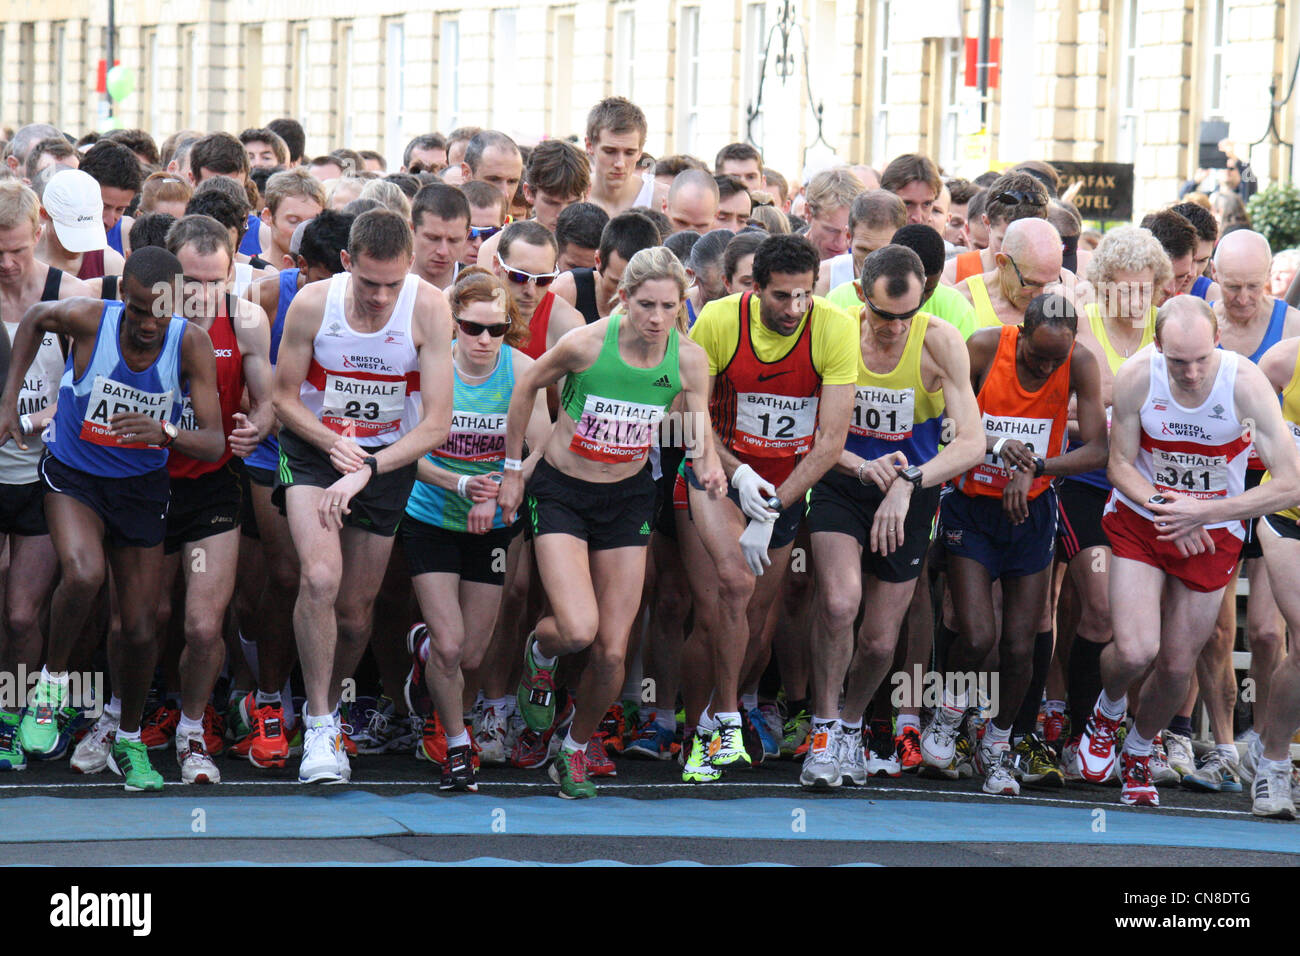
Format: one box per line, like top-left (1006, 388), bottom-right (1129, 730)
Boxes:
top-left (517, 633), bottom-right (557, 732)
top-left (759, 703), bottom-right (784, 749)
top-left (18, 676), bottom-right (65, 755)
top-left (780, 707), bottom-right (811, 758)
top-left (140, 703), bottom-right (180, 751)
top-left (33, 705), bottom-right (86, 761)
top-left (504, 709), bottom-right (526, 754)
top-left (1010, 733), bottom-right (1063, 789)
top-left (1252, 762), bottom-right (1296, 819)
top-left (895, 725), bottom-right (923, 773)
top-left (1238, 733), bottom-right (1262, 786)
top-left (353, 696), bottom-right (413, 754)
top-left (1182, 750), bottom-right (1242, 793)
top-left (1161, 730), bottom-right (1194, 777)
top-left (1059, 735), bottom-right (1083, 782)
top-left (712, 717), bottom-right (751, 767)
top-left (298, 722), bottom-right (350, 784)
top-left (1119, 751), bottom-right (1159, 807)
top-left (1149, 734), bottom-right (1181, 785)
top-left (202, 704), bottom-right (226, 756)
top-left (799, 725), bottom-right (841, 789)
top-left (232, 701), bottom-right (291, 768)
top-left (226, 690), bottom-right (252, 742)
top-left (624, 719), bottom-right (676, 760)
top-left (1076, 706), bottom-right (1123, 783)
top-left (750, 706), bottom-right (780, 758)
top-left (0, 711), bottom-right (26, 771)
top-left (982, 746), bottom-right (1020, 796)
top-left (682, 728), bottom-right (722, 783)
top-left (441, 743), bottom-right (478, 792)
top-left (404, 624), bottom-right (432, 717)
top-left (597, 703), bottom-right (626, 754)
top-left (550, 745), bottom-right (596, 799)
top-left (1042, 709), bottom-right (1068, 748)
top-left (920, 705), bottom-right (964, 768)
top-left (740, 708), bottom-right (765, 766)
top-left (71, 712), bottom-right (120, 774)
top-left (508, 695), bottom-right (573, 769)
top-left (867, 725), bottom-right (901, 777)
top-left (418, 712), bottom-right (448, 766)
top-left (837, 727), bottom-right (869, 785)
top-left (474, 704), bottom-right (509, 765)
top-left (586, 734), bottom-right (617, 777)
top-left (107, 736), bottom-right (164, 791)
top-left (176, 732), bottom-right (220, 784)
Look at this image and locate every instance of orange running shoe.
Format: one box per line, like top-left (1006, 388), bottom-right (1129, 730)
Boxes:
top-left (895, 725), bottom-right (923, 772)
top-left (141, 703), bottom-right (180, 750)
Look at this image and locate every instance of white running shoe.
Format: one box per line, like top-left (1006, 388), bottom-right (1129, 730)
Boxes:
top-left (981, 744), bottom-right (1020, 796)
top-left (177, 733), bottom-right (221, 784)
top-left (1252, 762), bottom-right (1297, 819)
top-left (799, 725), bottom-right (841, 789)
top-left (838, 728), bottom-right (869, 785)
top-left (71, 712), bottom-right (119, 774)
top-left (298, 722), bottom-right (349, 784)
top-left (1149, 735), bottom-right (1180, 785)
top-left (474, 705), bottom-right (508, 765)
top-left (1238, 733), bottom-right (1262, 785)
top-left (1161, 731), bottom-right (1194, 777)
top-left (920, 705), bottom-right (964, 767)
top-left (866, 727), bottom-right (901, 777)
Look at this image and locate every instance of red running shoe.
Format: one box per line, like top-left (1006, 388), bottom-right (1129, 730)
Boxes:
top-left (586, 734), bottom-right (617, 777)
top-left (1120, 751), bottom-right (1159, 807)
top-left (1077, 706), bottom-right (1123, 784)
top-left (895, 725), bottom-right (923, 772)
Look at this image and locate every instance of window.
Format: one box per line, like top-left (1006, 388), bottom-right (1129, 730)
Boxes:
top-left (438, 17), bottom-right (460, 131)
top-left (242, 26), bottom-right (263, 128)
top-left (873, 0), bottom-right (890, 163)
top-left (1117, 0), bottom-right (1140, 163)
top-left (54, 23), bottom-right (66, 126)
top-left (493, 9), bottom-right (518, 131)
top-left (180, 25), bottom-right (199, 130)
top-left (19, 23), bottom-right (35, 125)
top-left (1206, 0), bottom-right (1229, 116)
top-left (337, 25), bottom-right (354, 148)
top-left (385, 20), bottom-right (406, 164)
top-left (939, 37), bottom-right (962, 171)
top-left (677, 6), bottom-right (701, 154)
top-left (294, 24), bottom-right (310, 131)
top-left (742, 2), bottom-right (766, 146)
top-left (139, 28), bottom-right (160, 135)
top-left (613, 4), bottom-right (635, 100)
top-left (552, 11), bottom-right (575, 136)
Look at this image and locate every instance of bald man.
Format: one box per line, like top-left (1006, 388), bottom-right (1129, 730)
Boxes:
top-left (1185, 229), bottom-right (1300, 793)
top-left (850, 166), bottom-right (882, 191)
top-left (955, 218), bottom-right (1066, 328)
top-left (1079, 297), bottom-right (1300, 807)
top-left (662, 170), bottom-right (720, 235)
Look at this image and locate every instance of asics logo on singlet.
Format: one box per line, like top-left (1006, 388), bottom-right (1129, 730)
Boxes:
top-left (1161, 421), bottom-right (1212, 440)
top-left (756, 371), bottom-right (791, 382)
top-left (213, 349), bottom-right (233, 358)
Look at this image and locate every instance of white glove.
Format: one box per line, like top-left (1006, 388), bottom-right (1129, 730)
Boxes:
top-left (739, 516), bottom-right (776, 575)
top-left (731, 464), bottom-right (779, 521)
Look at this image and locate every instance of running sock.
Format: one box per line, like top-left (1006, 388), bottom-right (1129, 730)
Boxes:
top-left (255, 689), bottom-right (282, 707)
top-left (239, 631), bottom-right (259, 674)
top-left (1125, 728), bottom-right (1153, 757)
top-left (698, 709), bottom-right (720, 734)
top-left (715, 710), bottom-right (742, 728)
top-left (654, 707), bottom-right (675, 732)
top-left (1168, 714), bottom-right (1194, 738)
top-left (530, 636), bottom-right (557, 669)
top-left (983, 723), bottom-right (1011, 749)
top-left (1098, 688), bottom-right (1127, 721)
top-left (500, 696), bottom-right (518, 718)
top-left (1011, 631), bottom-right (1054, 738)
top-left (446, 729), bottom-right (471, 749)
top-left (1259, 756), bottom-right (1292, 775)
top-left (42, 667), bottom-right (69, 686)
top-left (812, 715), bottom-right (838, 730)
top-left (841, 716), bottom-right (863, 732)
top-left (484, 696), bottom-right (510, 714)
top-left (1068, 638), bottom-right (1106, 738)
top-left (177, 713), bottom-right (204, 740)
top-left (741, 692), bottom-right (759, 712)
top-left (562, 729), bottom-right (584, 753)
top-left (118, 728), bottom-right (142, 742)
top-left (896, 714), bottom-right (920, 733)
top-left (105, 696), bottom-right (123, 721)
top-left (1216, 743), bottom-right (1238, 767)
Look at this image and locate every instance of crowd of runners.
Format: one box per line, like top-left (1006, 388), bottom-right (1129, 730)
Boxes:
top-left (2, 95), bottom-right (1300, 819)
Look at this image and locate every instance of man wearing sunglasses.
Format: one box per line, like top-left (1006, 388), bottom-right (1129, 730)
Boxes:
top-left (800, 245), bottom-right (984, 788)
top-left (410, 183), bottom-right (471, 291)
top-left (462, 181), bottom-right (508, 269)
top-left (943, 171), bottom-right (1050, 286)
top-left (956, 218), bottom-right (1066, 329)
top-left (491, 220), bottom-right (585, 362)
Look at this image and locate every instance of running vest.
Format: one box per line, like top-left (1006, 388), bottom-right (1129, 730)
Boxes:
top-left (519, 292), bottom-right (555, 360)
top-left (1191, 275), bottom-right (1212, 300)
top-left (561, 314), bottom-right (681, 464)
top-left (1221, 298), bottom-right (1288, 470)
top-left (710, 291), bottom-right (821, 485)
top-left (407, 343), bottom-right (517, 532)
top-left (964, 274), bottom-right (1003, 329)
top-left (686, 299), bottom-right (698, 328)
top-left (168, 296), bottom-right (244, 479)
top-left (106, 219), bottom-right (124, 256)
top-left (828, 253), bottom-right (855, 290)
top-left (0, 268), bottom-right (68, 483)
top-left (955, 249), bottom-right (983, 283)
top-left (844, 312), bottom-right (945, 467)
top-left (46, 301), bottom-right (187, 477)
top-left (245, 267), bottom-right (299, 472)
top-left (300, 271), bottom-right (421, 446)
top-left (1110, 349), bottom-right (1250, 538)
top-left (1067, 303), bottom-right (1156, 491)
top-left (76, 249), bottom-right (105, 281)
top-left (956, 323), bottom-right (1071, 500)
top-left (238, 213), bottom-right (263, 257)
top-left (573, 268), bottom-right (600, 324)
top-left (233, 262), bottom-right (255, 298)
top-left (633, 173), bottom-right (656, 208)
top-left (1264, 346), bottom-right (1300, 522)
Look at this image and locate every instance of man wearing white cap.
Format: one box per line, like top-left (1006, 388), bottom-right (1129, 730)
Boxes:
top-left (32, 168), bottom-right (123, 281)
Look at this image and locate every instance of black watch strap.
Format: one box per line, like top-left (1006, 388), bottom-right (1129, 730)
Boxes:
top-left (1033, 456), bottom-right (1046, 478)
top-left (363, 455), bottom-right (379, 479)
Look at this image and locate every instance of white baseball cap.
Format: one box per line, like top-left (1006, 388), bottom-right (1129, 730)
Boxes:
top-left (41, 169), bottom-right (107, 254)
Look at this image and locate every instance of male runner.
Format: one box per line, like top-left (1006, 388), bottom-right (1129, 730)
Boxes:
top-left (714, 175), bottom-right (753, 233)
top-left (802, 168), bottom-right (867, 261)
top-left (1078, 296), bottom-right (1300, 807)
top-left (2, 247), bottom-right (225, 790)
top-left (78, 140), bottom-right (142, 258)
top-left (272, 208), bottom-right (453, 785)
top-left (554, 211), bottom-right (662, 324)
top-left (462, 181), bottom-right (507, 268)
top-left (801, 245), bottom-right (983, 788)
top-left (473, 141), bottom-right (592, 267)
top-left (585, 97), bottom-right (659, 216)
top-left (942, 172), bottom-right (1050, 286)
top-left (880, 154), bottom-right (942, 226)
top-left (259, 168), bottom-right (325, 267)
top-left (34, 169), bottom-right (124, 281)
top-left (1171, 201), bottom-right (1220, 301)
top-left (662, 170), bottom-right (720, 236)
top-left (555, 202), bottom-right (609, 273)
top-left (411, 183), bottom-right (470, 289)
top-left (460, 131), bottom-right (523, 208)
top-left (491, 220), bottom-right (585, 360)
top-left (815, 190), bottom-right (906, 295)
top-left (403, 134), bottom-right (448, 174)
top-left (955, 218), bottom-right (1065, 328)
top-left (715, 143), bottom-right (767, 194)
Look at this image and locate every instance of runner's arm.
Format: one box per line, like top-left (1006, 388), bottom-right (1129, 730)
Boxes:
top-left (911, 319), bottom-right (985, 486)
top-left (677, 340), bottom-right (725, 493)
top-left (0, 298), bottom-right (101, 450)
top-left (1044, 346), bottom-right (1107, 477)
top-left (235, 301), bottom-right (276, 444)
top-left (773, 381), bottom-right (854, 507)
top-left (271, 284), bottom-right (345, 453)
top-left (1106, 357), bottom-right (1159, 503)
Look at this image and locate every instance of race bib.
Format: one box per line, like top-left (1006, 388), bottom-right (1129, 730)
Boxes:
top-left (16, 335), bottom-right (59, 417)
top-left (1151, 447), bottom-right (1228, 499)
top-left (733, 392), bottom-right (818, 456)
top-left (79, 375), bottom-right (173, 448)
top-left (321, 373), bottom-right (407, 438)
top-left (1289, 421), bottom-right (1300, 451)
top-left (569, 395), bottom-right (663, 464)
top-left (440, 411), bottom-right (508, 462)
top-left (850, 386), bottom-right (915, 441)
top-left (971, 413), bottom-right (1052, 486)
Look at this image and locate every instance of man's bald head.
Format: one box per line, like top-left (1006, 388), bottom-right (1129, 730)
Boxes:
top-left (664, 169), bottom-right (720, 234)
top-left (1001, 217), bottom-right (1063, 261)
top-left (1213, 228), bottom-right (1271, 276)
top-left (1155, 294), bottom-right (1218, 347)
top-left (850, 165), bottom-right (881, 190)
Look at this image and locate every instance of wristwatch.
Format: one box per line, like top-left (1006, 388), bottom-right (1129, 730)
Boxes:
top-left (363, 455), bottom-right (379, 479)
top-left (1032, 456), bottom-right (1046, 478)
top-left (900, 465), bottom-right (924, 489)
top-left (160, 421), bottom-right (179, 448)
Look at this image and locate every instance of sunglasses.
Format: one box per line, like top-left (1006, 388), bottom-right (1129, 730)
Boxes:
top-left (1004, 254), bottom-right (1057, 290)
top-left (496, 252), bottom-right (558, 287)
top-left (456, 318), bottom-right (511, 338)
top-left (991, 189), bottom-right (1048, 207)
top-left (469, 225), bottom-right (502, 241)
top-left (864, 296), bottom-right (921, 322)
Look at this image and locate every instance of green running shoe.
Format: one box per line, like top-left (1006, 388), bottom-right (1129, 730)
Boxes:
top-left (1011, 732), bottom-right (1064, 789)
top-left (107, 737), bottom-right (164, 792)
top-left (712, 719), bottom-right (751, 767)
top-left (0, 711), bottom-right (26, 771)
top-left (19, 676), bottom-right (66, 755)
top-left (780, 707), bottom-right (811, 758)
top-left (682, 728), bottom-right (722, 783)
top-left (517, 633), bottom-right (557, 732)
top-left (548, 745), bottom-right (596, 799)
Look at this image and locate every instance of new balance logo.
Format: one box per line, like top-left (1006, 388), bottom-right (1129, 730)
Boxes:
top-left (652, 374), bottom-right (673, 388)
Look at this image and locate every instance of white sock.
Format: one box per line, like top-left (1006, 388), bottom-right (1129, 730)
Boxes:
top-left (255, 689), bottom-right (282, 706)
top-left (42, 666), bottom-right (69, 686)
top-left (840, 717), bottom-right (863, 732)
top-left (530, 636), bottom-right (557, 668)
top-left (943, 687), bottom-right (968, 712)
top-left (305, 709), bottom-right (332, 731)
top-left (1125, 729), bottom-right (1153, 757)
top-left (698, 709), bottom-right (719, 734)
top-left (812, 715), bottom-right (838, 729)
top-left (117, 727), bottom-right (141, 742)
top-left (563, 729), bottom-right (585, 753)
top-left (715, 710), bottom-right (741, 728)
top-left (896, 714), bottom-right (920, 733)
top-left (984, 724), bottom-right (1010, 748)
top-left (1216, 743), bottom-right (1238, 766)
top-left (485, 696), bottom-right (509, 715)
top-left (1098, 689), bottom-right (1127, 720)
top-left (741, 692), bottom-right (759, 712)
top-left (446, 729), bottom-right (470, 749)
top-left (1259, 755), bottom-right (1292, 775)
top-left (105, 696), bottom-right (123, 721)
top-left (239, 632), bottom-right (260, 674)
top-left (177, 713), bottom-right (204, 740)
top-left (1045, 699), bottom-right (1065, 715)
